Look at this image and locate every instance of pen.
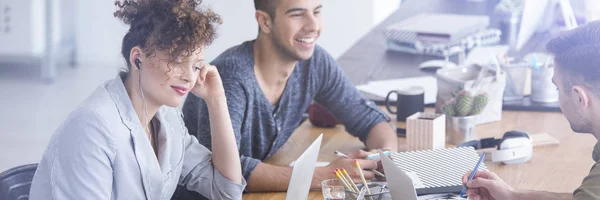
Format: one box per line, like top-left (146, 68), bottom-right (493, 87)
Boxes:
top-left (532, 54), bottom-right (538, 69)
top-left (460, 153), bottom-right (486, 198)
top-left (492, 55), bottom-right (501, 79)
top-left (365, 151), bottom-right (390, 160)
top-left (334, 150), bottom-right (350, 159)
top-left (334, 151), bottom-right (386, 177)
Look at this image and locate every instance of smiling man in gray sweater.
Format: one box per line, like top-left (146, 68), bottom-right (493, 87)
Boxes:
top-left (182, 0), bottom-right (398, 192)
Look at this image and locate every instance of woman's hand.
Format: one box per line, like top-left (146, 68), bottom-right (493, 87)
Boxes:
top-left (190, 64), bottom-right (225, 100)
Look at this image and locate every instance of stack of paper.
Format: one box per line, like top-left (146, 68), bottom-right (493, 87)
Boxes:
top-left (383, 13), bottom-right (500, 57)
top-left (384, 13), bottom-right (490, 44)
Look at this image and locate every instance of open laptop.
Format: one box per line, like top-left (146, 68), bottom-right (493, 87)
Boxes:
top-left (380, 150), bottom-right (419, 200)
top-left (285, 134), bottom-right (323, 200)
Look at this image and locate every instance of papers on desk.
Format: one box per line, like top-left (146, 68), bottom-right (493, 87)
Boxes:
top-left (357, 76), bottom-right (437, 104)
top-left (384, 13), bottom-right (490, 44)
top-left (383, 13), bottom-right (500, 57)
top-left (464, 45), bottom-right (510, 66)
top-left (288, 161), bottom-right (329, 167)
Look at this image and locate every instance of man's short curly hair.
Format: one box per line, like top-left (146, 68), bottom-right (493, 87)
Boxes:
top-left (114, 0), bottom-right (222, 70)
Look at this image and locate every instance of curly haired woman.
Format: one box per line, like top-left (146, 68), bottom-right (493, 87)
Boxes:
top-left (28, 0), bottom-right (246, 199)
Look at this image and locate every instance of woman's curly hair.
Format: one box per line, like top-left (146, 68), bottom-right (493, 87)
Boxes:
top-left (114, 0), bottom-right (222, 69)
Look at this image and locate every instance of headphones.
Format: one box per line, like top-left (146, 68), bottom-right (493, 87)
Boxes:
top-left (133, 57), bottom-right (151, 136)
top-left (458, 131), bottom-right (533, 165)
top-left (135, 58), bottom-right (141, 70)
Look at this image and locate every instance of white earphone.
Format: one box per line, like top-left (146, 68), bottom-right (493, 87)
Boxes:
top-left (135, 58), bottom-right (151, 136)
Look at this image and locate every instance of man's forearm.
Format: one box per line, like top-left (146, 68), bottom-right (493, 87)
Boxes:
top-left (365, 122), bottom-right (398, 152)
top-left (246, 162), bottom-right (292, 192)
top-left (246, 162), bottom-right (329, 192)
top-left (514, 190), bottom-right (572, 200)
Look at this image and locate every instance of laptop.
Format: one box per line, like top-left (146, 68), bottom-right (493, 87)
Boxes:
top-left (285, 134), bottom-right (323, 200)
top-left (380, 150), bottom-right (419, 200)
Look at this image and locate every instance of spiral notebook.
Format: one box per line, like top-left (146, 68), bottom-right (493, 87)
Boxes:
top-left (389, 147), bottom-right (488, 195)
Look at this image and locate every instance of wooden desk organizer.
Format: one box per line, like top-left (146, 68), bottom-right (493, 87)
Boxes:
top-left (406, 112), bottom-right (446, 151)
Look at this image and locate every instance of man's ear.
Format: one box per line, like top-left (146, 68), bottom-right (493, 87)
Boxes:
top-left (572, 85), bottom-right (590, 108)
top-left (255, 10), bottom-right (273, 34)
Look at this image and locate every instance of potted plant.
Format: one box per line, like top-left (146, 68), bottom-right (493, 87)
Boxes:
top-left (442, 90), bottom-right (488, 145)
top-left (495, 0), bottom-right (525, 47)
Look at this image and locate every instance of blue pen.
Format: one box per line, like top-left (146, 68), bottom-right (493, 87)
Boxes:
top-left (460, 153), bottom-right (486, 198)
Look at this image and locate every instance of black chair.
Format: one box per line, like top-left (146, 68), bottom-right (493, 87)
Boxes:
top-left (0, 164), bottom-right (38, 200)
top-left (171, 185), bottom-right (209, 200)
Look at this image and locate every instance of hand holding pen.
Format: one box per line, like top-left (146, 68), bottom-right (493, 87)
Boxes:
top-left (461, 154), bottom-right (515, 200)
top-left (334, 150), bottom-right (386, 178)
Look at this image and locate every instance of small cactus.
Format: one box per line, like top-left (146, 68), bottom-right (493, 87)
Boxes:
top-left (454, 90), bottom-right (473, 116)
top-left (442, 103), bottom-right (456, 117)
top-left (470, 93), bottom-right (489, 115)
top-left (442, 90), bottom-right (488, 117)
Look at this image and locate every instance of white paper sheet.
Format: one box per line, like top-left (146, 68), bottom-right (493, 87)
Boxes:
top-left (288, 161), bottom-right (329, 167)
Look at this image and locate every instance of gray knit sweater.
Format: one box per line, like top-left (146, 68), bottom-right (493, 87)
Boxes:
top-left (182, 40), bottom-right (390, 181)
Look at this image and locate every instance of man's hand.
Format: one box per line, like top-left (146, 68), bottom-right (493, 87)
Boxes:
top-left (327, 157), bottom-right (378, 182)
top-left (312, 149), bottom-right (379, 188)
top-left (462, 170), bottom-right (515, 200)
top-left (346, 149), bottom-right (372, 159)
top-left (348, 149), bottom-right (388, 181)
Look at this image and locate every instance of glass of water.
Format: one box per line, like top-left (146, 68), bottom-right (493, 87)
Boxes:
top-left (322, 179), bottom-right (346, 200)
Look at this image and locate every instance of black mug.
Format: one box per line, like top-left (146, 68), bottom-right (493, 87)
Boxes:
top-left (385, 86), bottom-right (425, 122)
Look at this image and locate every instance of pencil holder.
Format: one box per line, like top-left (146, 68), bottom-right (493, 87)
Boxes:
top-left (531, 64), bottom-right (558, 103)
top-left (406, 112), bottom-right (446, 151)
top-left (344, 182), bottom-right (391, 200)
top-left (501, 62), bottom-right (529, 101)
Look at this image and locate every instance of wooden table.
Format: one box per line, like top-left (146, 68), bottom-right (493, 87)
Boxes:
top-left (242, 108), bottom-right (597, 199)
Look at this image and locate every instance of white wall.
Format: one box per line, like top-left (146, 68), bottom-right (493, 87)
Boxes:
top-left (75, 0), bottom-right (400, 67)
top-left (200, 0), bottom-right (258, 62)
top-left (75, 0), bottom-right (128, 67)
top-left (319, 0), bottom-right (401, 59)
top-left (374, 0), bottom-right (402, 25)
